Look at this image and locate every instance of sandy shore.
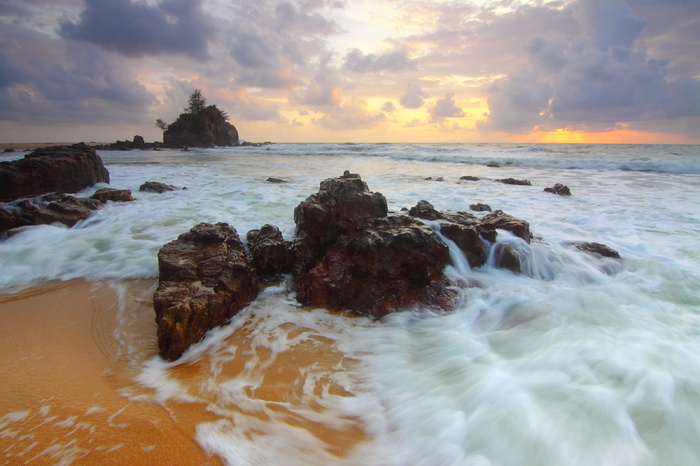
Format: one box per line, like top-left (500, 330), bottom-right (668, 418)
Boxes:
top-left (0, 279), bottom-right (371, 464)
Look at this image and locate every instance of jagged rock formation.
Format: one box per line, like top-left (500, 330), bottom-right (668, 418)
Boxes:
top-left (153, 223), bottom-right (259, 361)
top-left (163, 105), bottom-right (239, 148)
top-left (0, 143), bottom-right (109, 201)
top-left (544, 183), bottom-right (572, 196)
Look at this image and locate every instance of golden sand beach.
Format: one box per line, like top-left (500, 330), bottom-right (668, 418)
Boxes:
top-left (0, 280), bottom-right (370, 464)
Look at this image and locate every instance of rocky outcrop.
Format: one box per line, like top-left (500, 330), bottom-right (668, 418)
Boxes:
top-left (139, 181), bottom-right (178, 193)
top-left (478, 210), bottom-right (532, 244)
top-left (544, 183), bottom-right (572, 196)
top-left (31, 195), bottom-right (103, 227)
top-left (153, 223), bottom-right (259, 361)
top-left (163, 105), bottom-right (239, 148)
top-left (92, 135), bottom-right (164, 151)
top-left (0, 143), bottom-right (110, 202)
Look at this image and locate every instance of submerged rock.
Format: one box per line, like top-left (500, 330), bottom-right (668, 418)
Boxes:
top-left (154, 223), bottom-right (259, 361)
top-left (544, 183), bottom-right (572, 196)
top-left (572, 241), bottom-right (620, 259)
top-left (0, 143), bottom-right (110, 202)
top-left (139, 181), bottom-right (178, 193)
top-left (497, 178), bottom-right (532, 186)
top-left (31, 195), bottom-right (102, 227)
top-left (91, 188), bottom-right (135, 203)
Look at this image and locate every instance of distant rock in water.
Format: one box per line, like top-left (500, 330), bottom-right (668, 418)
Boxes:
top-left (470, 203), bottom-right (492, 212)
top-left (91, 188), bottom-right (135, 203)
top-left (92, 135), bottom-right (164, 151)
top-left (266, 177), bottom-right (287, 183)
top-left (154, 223), bottom-right (259, 361)
top-left (544, 183), bottom-right (572, 196)
top-left (460, 175), bottom-right (480, 181)
top-left (497, 178), bottom-right (532, 186)
top-left (0, 143), bottom-right (109, 201)
top-left (139, 181), bottom-right (178, 193)
top-left (572, 241), bottom-right (620, 259)
top-left (163, 105), bottom-right (239, 148)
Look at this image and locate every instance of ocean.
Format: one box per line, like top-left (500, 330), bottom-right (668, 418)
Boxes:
top-left (1, 143), bottom-right (700, 465)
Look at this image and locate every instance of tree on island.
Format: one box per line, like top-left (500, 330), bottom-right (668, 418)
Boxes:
top-left (157, 90), bottom-right (239, 148)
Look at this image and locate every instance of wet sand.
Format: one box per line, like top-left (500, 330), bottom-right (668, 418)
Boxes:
top-left (0, 280), bottom-right (371, 464)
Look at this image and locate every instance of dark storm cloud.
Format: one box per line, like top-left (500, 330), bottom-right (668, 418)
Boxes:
top-left (58, 0), bottom-right (215, 61)
top-left (0, 24), bottom-right (156, 125)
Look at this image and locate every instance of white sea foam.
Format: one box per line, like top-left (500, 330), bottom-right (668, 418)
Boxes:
top-left (3, 143), bottom-right (700, 464)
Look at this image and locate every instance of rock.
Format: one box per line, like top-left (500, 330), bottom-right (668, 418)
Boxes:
top-left (32, 195), bottom-right (103, 227)
top-left (0, 143), bottom-right (110, 202)
top-left (470, 203), bottom-right (492, 212)
top-left (266, 177), bottom-right (287, 183)
top-left (408, 200), bottom-right (478, 226)
top-left (438, 221), bottom-right (484, 268)
top-left (497, 178), bottom-right (532, 186)
top-left (544, 183), bottom-right (572, 196)
top-left (153, 223), bottom-right (259, 361)
top-left (486, 162), bottom-right (500, 167)
top-left (294, 171), bottom-right (388, 255)
top-left (460, 175), bottom-right (480, 181)
top-left (3, 148), bottom-right (15, 153)
top-left (246, 224), bottom-right (293, 279)
top-left (572, 242), bottom-right (620, 259)
top-left (132, 135), bottom-right (145, 147)
top-left (0, 206), bottom-right (30, 234)
top-left (139, 181), bottom-right (178, 193)
top-left (303, 215), bottom-right (456, 318)
top-left (479, 210), bottom-right (532, 244)
top-left (91, 188), bottom-right (135, 203)
top-left (492, 241), bottom-right (528, 274)
top-left (163, 105), bottom-right (239, 148)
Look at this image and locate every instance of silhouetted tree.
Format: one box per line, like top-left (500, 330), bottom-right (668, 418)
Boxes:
top-left (186, 89), bottom-right (207, 114)
top-left (155, 118), bottom-right (168, 130)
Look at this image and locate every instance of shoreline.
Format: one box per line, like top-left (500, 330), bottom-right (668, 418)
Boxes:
top-left (0, 279), bottom-right (373, 464)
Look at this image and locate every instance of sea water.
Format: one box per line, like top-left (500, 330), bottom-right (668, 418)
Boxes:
top-left (1, 143), bottom-right (700, 465)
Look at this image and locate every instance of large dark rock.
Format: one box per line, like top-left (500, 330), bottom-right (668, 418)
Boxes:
top-left (163, 105), bottom-right (239, 148)
top-left (497, 178), bottom-right (532, 186)
top-left (294, 170), bottom-right (388, 256)
top-left (303, 215), bottom-right (456, 318)
top-left (154, 223), bottom-right (259, 361)
top-left (0, 143), bottom-right (110, 201)
top-left (246, 224), bottom-right (293, 279)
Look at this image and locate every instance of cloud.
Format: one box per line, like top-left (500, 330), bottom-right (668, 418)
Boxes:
top-left (429, 93), bottom-right (465, 123)
top-left (0, 24), bottom-right (156, 125)
top-left (342, 47), bottom-right (415, 73)
top-left (58, 0), bottom-right (215, 61)
top-left (228, 89), bottom-right (283, 122)
top-left (316, 97), bottom-right (386, 130)
top-left (381, 101), bottom-right (396, 113)
top-left (479, 0), bottom-right (700, 134)
top-left (400, 83), bottom-right (428, 109)
top-left (228, 31), bottom-right (302, 89)
top-left (292, 61), bottom-right (343, 107)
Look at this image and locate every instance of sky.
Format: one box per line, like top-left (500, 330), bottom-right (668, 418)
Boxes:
top-left (0, 0), bottom-right (699, 144)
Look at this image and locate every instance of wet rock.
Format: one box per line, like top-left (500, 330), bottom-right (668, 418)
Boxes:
top-left (479, 210), bottom-right (532, 244)
top-left (154, 223), bottom-right (259, 361)
top-left (408, 200), bottom-right (478, 226)
top-left (470, 203), bottom-right (492, 212)
top-left (32, 195), bottom-right (103, 227)
top-left (91, 188), bottom-right (135, 203)
top-left (139, 181), bottom-right (178, 193)
top-left (497, 178), bottom-right (532, 186)
top-left (303, 215), bottom-right (456, 318)
top-left (294, 171), bottom-right (387, 256)
top-left (460, 175), bottom-right (480, 181)
top-left (0, 206), bottom-right (30, 234)
top-left (266, 177), bottom-right (287, 183)
top-left (492, 242), bottom-right (528, 274)
top-left (246, 224), bottom-right (293, 279)
top-left (0, 143), bottom-right (110, 202)
top-left (438, 221), bottom-right (484, 268)
top-left (486, 162), bottom-right (500, 167)
top-left (544, 183), bottom-right (572, 196)
top-left (572, 242), bottom-right (620, 259)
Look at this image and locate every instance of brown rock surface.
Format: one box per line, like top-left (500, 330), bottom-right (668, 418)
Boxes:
top-left (246, 224), bottom-right (293, 279)
top-left (91, 188), bottom-right (135, 203)
top-left (139, 181), bottom-right (178, 193)
top-left (0, 143), bottom-right (110, 201)
top-left (479, 210), bottom-right (533, 244)
top-left (153, 223), bottom-right (259, 360)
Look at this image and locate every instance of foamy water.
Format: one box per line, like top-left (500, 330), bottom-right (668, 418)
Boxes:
top-left (2, 143), bottom-right (700, 465)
